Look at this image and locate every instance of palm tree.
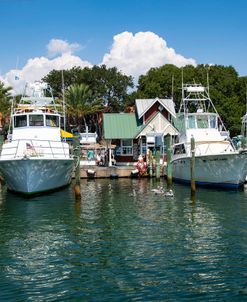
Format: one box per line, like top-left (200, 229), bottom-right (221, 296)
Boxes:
top-left (0, 81), bottom-right (12, 132)
top-left (65, 83), bottom-right (104, 132)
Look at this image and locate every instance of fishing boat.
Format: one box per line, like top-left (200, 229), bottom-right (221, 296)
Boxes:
top-left (171, 83), bottom-right (247, 188)
top-left (0, 81), bottom-right (74, 195)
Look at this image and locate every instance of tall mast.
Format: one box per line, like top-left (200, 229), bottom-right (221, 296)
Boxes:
top-left (245, 82), bottom-right (247, 114)
top-left (180, 68), bottom-right (184, 113)
top-left (61, 69), bottom-right (66, 141)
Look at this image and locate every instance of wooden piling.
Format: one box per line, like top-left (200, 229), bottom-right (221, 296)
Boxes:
top-left (0, 134), bottom-right (3, 183)
top-left (149, 150), bottom-right (153, 178)
top-left (191, 136), bottom-right (196, 195)
top-left (0, 134), bottom-right (3, 151)
top-left (241, 136), bottom-right (246, 149)
top-left (73, 132), bottom-right (81, 199)
top-left (155, 150), bottom-right (160, 179)
top-left (166, 134), bottom-right (172, 187)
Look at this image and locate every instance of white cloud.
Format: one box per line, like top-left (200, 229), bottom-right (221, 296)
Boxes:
top-left (47, 39), bottom-right (81, 57)
top-left (102, 31), bottom-right (196, 78)
top-left (1, 41), bottom-right (92, 95)
top-left (1, 33), bottom-right (197, 95)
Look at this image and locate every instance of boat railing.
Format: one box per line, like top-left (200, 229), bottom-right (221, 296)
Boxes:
top-left (0, 138), bottom-right (71, 159)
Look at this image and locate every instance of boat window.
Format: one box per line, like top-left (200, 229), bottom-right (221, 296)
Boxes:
top-left (29, 115), bottom-right (44, 126)
top-left (60, 116), bottom-right (64, 129)
top-left (14, 115), bottom-right (27, 127)
top-left (197, 115), bottom-right (208, 128)
top-left (46, 115), bottom-right (59, 127)
top-left (173, 144), bottom-right (186, 155)
top-left (209, 115), bottom-right (217, 128)
top-left (187, 116), bottom-right (196, 128)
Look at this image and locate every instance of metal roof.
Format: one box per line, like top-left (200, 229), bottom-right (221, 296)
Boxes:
top-left (103, 113), bottom-right (142, 139)
top-left (135, 98), bottom-right (176, 119)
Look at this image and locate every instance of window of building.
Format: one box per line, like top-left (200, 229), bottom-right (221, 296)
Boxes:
top-left (121, 139), bottom-right (133, 155)
top-left (141, 136), bottom-right (147, 155)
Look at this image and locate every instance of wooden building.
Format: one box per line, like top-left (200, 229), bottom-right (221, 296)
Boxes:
top-left (103, 98), bottom-right (178, 165)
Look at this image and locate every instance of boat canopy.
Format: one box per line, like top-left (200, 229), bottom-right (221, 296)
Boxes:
top-left (21, 96), bottom-right (54, 106)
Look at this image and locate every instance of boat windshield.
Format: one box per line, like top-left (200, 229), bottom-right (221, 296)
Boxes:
top-left (186, 114), bottom-right (217, 129)
top-left (188, 116), bottom-right (196, 128)
top-left (14, 115), bottom-right (27, 128)
top-left (46, 115), bottom-right (59, 127)
top-left (29, 114), bottom-right (44, 126)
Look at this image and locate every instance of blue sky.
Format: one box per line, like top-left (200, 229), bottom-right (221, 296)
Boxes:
top-left (0, 0), bottom-right (246, 92)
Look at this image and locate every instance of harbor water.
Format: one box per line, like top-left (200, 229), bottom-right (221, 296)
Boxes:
top-left (0, 178), bottom-right (247, 301)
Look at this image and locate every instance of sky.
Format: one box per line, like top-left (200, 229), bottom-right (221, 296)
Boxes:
top-left (0, 0), bottom-right (246, 94)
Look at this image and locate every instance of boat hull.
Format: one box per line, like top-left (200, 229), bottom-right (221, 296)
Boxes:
top-left (172, 153), bottom-right (247, 188)
top-left (0, 158), bottom-right (74, 194)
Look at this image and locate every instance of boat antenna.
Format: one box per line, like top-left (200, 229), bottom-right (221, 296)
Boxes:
top-left (181, 67), bottom-right (184, 88)
top-left (245, 82), bottom-right (247, 114)
top-left (61, 69), bottom-right (66, 141)
top-left (7, 56), bottom-right (20, 139)
top-left (180, 68), bottom-right (184, 113)
top-left (206, 65), bottom-right (210, 94)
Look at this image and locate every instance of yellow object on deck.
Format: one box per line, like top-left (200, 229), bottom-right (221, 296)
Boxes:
top-left (60, 129), bottom-right (73, 138)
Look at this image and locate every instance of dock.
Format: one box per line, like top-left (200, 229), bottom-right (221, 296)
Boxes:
top-left (74, 162), bottom-right (166, 179)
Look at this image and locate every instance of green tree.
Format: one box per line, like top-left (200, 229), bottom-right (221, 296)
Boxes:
top-left (0, 81), bottom-right (12, 133)
top-left (43, 65), bottom-right (134, 112)
top-left (80, 65), bottom-right (134, 112)
top-left (42, 67), bottom-right (82, 97)
top-left (136, 64), bottom-right (246, 136)
top-left (0, 81), bottom-right (12, 116)
top-left (65, 83), bottom-right (104, 132)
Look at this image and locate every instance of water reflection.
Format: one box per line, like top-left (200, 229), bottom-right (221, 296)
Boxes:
top-left (0, 179), bottom-right (247, 301)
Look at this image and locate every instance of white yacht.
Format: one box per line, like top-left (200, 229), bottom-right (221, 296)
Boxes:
top-left (172, 83), bottom-right (247, 188)
top-left (0, 81), bottom-right (74, 195)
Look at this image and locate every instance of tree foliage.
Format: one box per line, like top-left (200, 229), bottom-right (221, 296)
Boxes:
top-left (0, 81), bottom-right (12, 117)
top-left (135, 64), bottom-right (247, 135)
top-left (43, 65), bottom-right (134, 112)
top-left (41, 63), bottom-right (247, 136)
top-left (65, 83), bottom-right (104, 132)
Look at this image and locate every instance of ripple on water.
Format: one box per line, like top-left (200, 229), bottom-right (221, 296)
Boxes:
top-left (0, 179), bottom-right (247, 301)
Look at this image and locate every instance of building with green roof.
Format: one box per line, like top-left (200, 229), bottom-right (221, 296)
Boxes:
top-left (103, 98), bottom-right (179, 165)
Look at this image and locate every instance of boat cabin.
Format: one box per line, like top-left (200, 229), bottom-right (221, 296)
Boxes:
top-left (11, 111), bottom-right (62, 142)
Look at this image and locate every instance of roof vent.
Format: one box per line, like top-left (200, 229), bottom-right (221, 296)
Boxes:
top-left (158, 105), bottom-right (163, 111)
